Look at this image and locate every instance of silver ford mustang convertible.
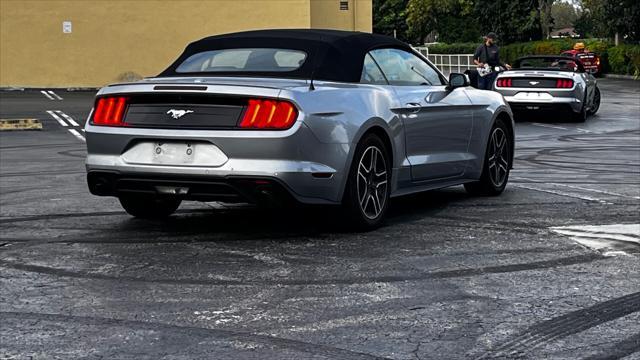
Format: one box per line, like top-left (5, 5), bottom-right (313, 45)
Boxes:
top-left (85, 29), bottom-right (514, 229)
top-left (493, 55), bottom-right (600, 122)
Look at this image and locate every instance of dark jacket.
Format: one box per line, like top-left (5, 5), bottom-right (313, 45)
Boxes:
top-left (474, 44), bottom-right (506, 67)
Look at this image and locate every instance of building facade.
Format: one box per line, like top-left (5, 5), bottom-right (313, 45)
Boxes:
top-left (0, 0), bottom-right (372, 87)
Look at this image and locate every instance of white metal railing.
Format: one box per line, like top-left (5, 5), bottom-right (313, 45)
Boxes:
top-left (414, 46), bottom-right (475, 75)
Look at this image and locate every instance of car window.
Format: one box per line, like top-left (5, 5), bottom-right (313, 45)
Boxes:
top-left (370, 48), bottom-right (443, 86)
top-left (360, 54), bottom-right (388, 84)
top-left (176, 48), bottom-right (307, 73)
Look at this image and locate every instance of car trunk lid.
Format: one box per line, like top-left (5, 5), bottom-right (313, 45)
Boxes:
top-left (497, 71), bottom-right (575, 89)
top-left (96, 77), bottom-right (304, 130)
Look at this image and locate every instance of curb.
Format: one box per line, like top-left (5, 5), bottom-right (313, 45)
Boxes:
top-left (603, 74), bottom-right (637, 80)
top-left (0, 119), bottom-right (43, 131)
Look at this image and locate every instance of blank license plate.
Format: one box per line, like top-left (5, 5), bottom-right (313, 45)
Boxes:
top-left (153, 142), bottom-right (195, 165)
top-left (122, 141), bottom-right (228, 167)
top-left (515, 92), bottom-right (553, 100)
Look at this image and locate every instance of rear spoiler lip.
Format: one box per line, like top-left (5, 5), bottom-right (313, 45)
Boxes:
top-left (96, 82), bottom-right (284, 100)
top-left (106, 81), bottom-right (286, 91)
top-left (106, 76), bottom-right (309, 90)
top-left (499, 70), bottom-right (577, 75)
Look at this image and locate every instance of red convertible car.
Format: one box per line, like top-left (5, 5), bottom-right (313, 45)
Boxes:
top-left (562, 42), bottom-right (601, 75)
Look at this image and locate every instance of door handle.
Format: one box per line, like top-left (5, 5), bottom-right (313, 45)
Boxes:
top-left (405, 102), bottom-right (421, 113)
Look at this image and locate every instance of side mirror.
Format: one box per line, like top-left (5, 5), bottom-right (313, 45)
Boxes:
top-left (447, 73), bottom-right (469, 90)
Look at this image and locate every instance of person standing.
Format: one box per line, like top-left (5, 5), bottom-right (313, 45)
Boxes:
top-left (473, 32), bottom-right (511, 90)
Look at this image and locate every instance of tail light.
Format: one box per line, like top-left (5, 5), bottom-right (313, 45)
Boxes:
top-left (555, 79), bottom-right (574, 88)
top-left (91, 96), bottom-right (128, 126)
top-left (496, 78), bottom-right (512, 87)
top-left (239, 99), bottom-right (298, 129)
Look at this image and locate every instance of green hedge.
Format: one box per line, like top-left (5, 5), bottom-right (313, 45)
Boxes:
top-left (425, 43), bottom-right (478, 54)
top-left (499, 39), bottom-right (612, 65)
top-left (607, 45), bottom-right (640, 77)
top-left (423, 39), bottom-right (640, 76)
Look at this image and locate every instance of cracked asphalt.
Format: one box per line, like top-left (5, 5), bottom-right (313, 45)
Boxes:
top-left (1, 79), bottom-right (639, 359)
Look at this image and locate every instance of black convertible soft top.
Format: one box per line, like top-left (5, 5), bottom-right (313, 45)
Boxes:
top-left (158, 29), bottom-right (414, 82)
top-left (514, 55), bottom-right (585, 72)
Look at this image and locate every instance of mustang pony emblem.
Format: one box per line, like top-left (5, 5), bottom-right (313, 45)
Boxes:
top-left (167, 109), bottom-right (194, 119)
top-left (529, 81), bottom-right (540, 85)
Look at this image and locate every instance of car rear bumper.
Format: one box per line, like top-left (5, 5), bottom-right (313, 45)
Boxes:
top-left (86, 157), bottom-right (341, 205)
top-left (503, 95), bottom-right (582, 113)
top-left (85, 122), bottom-right (348, 205)
top-left (87, 171), bottom-right (301, 205)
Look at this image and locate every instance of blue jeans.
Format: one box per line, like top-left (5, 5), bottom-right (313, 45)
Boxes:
top-left (478, 71), bottom-right (497, 90)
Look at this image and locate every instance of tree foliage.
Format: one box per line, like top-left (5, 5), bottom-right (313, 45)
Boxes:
top-left (473, 0), bottom-right (542, 43)
top-left (601, 0), bottom-right (640, 41)
top-left (373, 0), bottom-right (411, 42)
top-left (551, 1), bottom-right (580, 30)
top-left (405, 0), bottom-right (541, 44)
top-left (538, 0), bottom-right (554, 39)
top-left (405, 0), bottom-right (478, 43)
top-left (376, 0), bottom-right (639, 45)
top-left (575, 0), bottom-right (639, 41)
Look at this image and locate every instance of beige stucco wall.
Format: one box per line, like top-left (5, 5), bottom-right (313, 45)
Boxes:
top-left (0, 0), bottom-right (372, 87)
top-left (310, 0), bottom-right (372, 33)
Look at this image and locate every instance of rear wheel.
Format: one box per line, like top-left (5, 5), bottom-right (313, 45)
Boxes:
top-left (571, 94), bottom-right (588, 122)
top-left (119, 194), bottom-right (181, 219)
top-left (465, 119), bottom-right (511, 196)
top-left (342, 134), bottom-right (391, 230)
top-left (587, 87), bottom-right (601, 116)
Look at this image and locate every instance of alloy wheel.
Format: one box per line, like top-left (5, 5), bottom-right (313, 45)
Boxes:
top-left (357, 146), bottom-right (388, 219)
top-left (591, 88), bottom-right (601, 113)
top-left (488, 127), bottom-right (509, 187)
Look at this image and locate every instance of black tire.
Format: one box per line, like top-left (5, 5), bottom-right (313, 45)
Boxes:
top-left (587, 87), bottom-right (601, 116)
top-left (342, 133), bottom-right (391, 230)
top-left (465, 119), bottom-right (511, 196)
top-left (119, 195), bottom-right (181, 219)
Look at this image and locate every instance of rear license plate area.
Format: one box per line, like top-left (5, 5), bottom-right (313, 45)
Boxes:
top-left (514, 92), bottom-right (553, 100)
top-left (153, 142), bottom-right (195, 165)
top-left (122, 141), bottom-right (228, 167)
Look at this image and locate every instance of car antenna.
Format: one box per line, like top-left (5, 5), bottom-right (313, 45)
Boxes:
top-left (309, 42), bottom-right (321, 91)
top-left (309, 70), bottom-right (316, 91)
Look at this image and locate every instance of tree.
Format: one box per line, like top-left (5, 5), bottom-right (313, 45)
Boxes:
top-left (576, 0), bottom-right (639, 41)
top-left (406, 0), bottom-right (543, 45)
top-left (406, 0), bottom-right (479, 44)
top-left (474, 0), bottom-right (542, 43)
top-left (373, 0), bottom-right (411, 42)
top-left (602, 0), bottom-right (640, 41)
top-left (575, 0), bottom-right (608, 38)
top-left (538, 0), bottom-right (554, 38)
top-left (551, 1), bottom-right (580, 30)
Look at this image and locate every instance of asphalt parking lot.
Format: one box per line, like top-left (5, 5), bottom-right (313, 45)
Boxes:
top-left (1, 79), bottom-right (639, 359)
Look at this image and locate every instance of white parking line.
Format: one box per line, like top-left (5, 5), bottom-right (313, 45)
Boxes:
top-left (40, 90), bottom-right (55, 100)
top-left (48, 90), bottom-right (63, 100)
top-left (514, 176), bottom-right (640, 200)
top-left (551, 224), bottom-right (640, 256)
top-left (68, 129), bottom-right (85, 142)
top-left (512, 183), bottom-right (612, 204)
top-left (531, 122), bottom-right (569, 131)
top-left (552, 183), bottom-right (639, 200)
top-left (46, 110), bottom-right (68, 127)
top-left (55, 110), bottom-right (79, 126)
top-left (552, 226), bottom-right (640, 243)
